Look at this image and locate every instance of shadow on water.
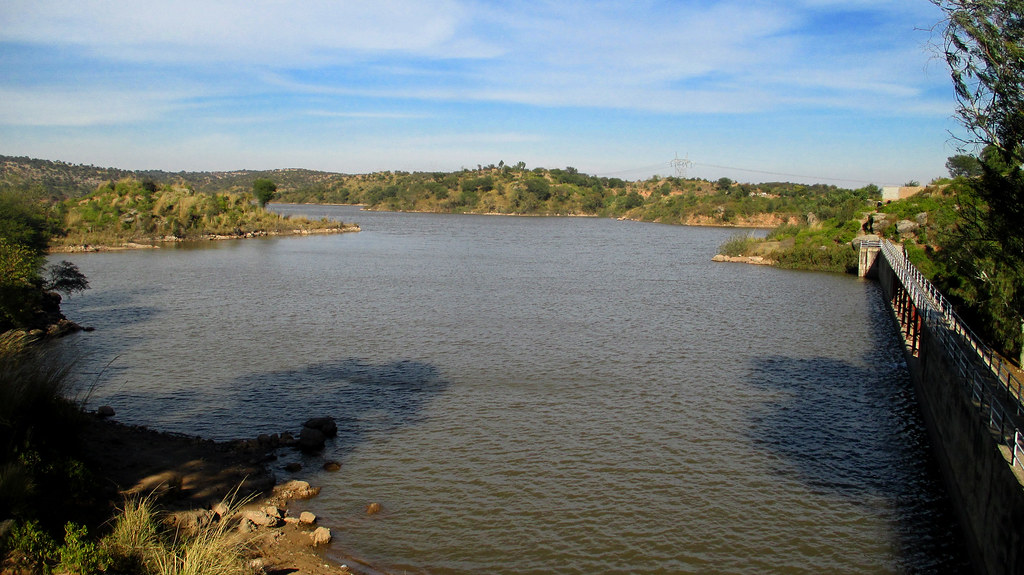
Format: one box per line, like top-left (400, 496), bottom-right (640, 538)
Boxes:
top-left (221, 358), bottom-right (449, 464)
top-left (65, 284), bottom-right (166, 329)
top-left (745, 353), bottom-right (972, 573)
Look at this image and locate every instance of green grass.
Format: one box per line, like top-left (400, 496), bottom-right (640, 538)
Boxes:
top-left (718, 232), bottom-right (757, 256)
top-left (732, 219), bottom-right (861, 273)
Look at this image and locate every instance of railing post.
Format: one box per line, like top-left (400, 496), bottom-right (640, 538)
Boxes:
top-left (1014, 430), bottom-right (1022, 468)
top-left (879, 239), bottom-right (1024, 472)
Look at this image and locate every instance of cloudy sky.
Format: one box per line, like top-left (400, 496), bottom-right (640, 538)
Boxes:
top-left (0, 1), bottom-right (960, 186)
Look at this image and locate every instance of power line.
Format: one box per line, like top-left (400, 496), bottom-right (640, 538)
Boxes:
top-left (692, 161), bottom-right (889, 187)
top-left (593, 162), bottom-right (673, 177)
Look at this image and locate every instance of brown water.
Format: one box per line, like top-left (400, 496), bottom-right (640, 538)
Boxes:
top-left (56, 206), bottom-right (969, 574)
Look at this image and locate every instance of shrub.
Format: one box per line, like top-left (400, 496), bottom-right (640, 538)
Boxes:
top-left (775, 243), bottom-right (858, 274)
top-left (3, 519), bottom-right (57, 571)
top-left (58, 522), bottom-right (108, 574)
top-left (718, 233), bottom-right (756, 256)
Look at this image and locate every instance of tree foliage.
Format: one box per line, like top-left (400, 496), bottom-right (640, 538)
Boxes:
top-left (253, 178), bottom-right (277, 208)
top-left (43, 261), bottom-right (89, 297)
top-left (55, 179), bottom-right (346, 247)
top-left (945, 153), bottom-right (983, 178)
top-left (0, 190), bottom-right (57, 330)
top-left (932, 0), bottom-right (1024, 362)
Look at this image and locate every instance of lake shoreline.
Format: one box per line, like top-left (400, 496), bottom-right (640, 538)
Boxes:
top-left (79, 414), bottom-right (387, 575)
top-left (47, 224), bottom-right (360, 253)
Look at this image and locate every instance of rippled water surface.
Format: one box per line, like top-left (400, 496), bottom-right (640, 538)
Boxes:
top-left (56, 206), bottom-right (969, 573)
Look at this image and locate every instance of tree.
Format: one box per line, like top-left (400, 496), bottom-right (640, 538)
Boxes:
top-left (524, 177), bottom-right (551, 201)
top-left (946, 154), bottom-right (983, 178)
top-left (932, 0), bottom-right (1024, 364)
top-left (253, 178), bottom-right (277, 208)
top-left (43, 261), bottom-right (89, 297)
top-left (716, 177), bottom-right (733, 192)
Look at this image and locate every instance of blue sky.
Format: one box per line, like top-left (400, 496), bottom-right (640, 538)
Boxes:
top-left (0, 0), bottom-right (961, 186)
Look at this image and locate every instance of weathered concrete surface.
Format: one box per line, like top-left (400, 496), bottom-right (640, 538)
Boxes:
top-left (857, 240), bottom-right (881, 278)
top-left (878, 256), bottom-right (1024, 575)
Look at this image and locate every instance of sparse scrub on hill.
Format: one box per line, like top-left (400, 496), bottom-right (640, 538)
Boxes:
top-left (3, 155), bottom-right (889, 229)
top-left (54, 179), bottom-right (350, 247)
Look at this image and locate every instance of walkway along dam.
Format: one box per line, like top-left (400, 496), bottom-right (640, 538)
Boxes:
top-left (860, 240), bottom-right (1024, 575)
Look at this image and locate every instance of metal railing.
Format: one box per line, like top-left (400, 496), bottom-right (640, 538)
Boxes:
top-left (879, 239), bottom-right (1024, 469)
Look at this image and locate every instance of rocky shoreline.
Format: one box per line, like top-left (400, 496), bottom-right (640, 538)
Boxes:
top-left (711, 254), bottom-right (775, 265)
top-left (78, 413), bottom-right (387, 575)
top-left (49, 224), bottom-right (360, 253)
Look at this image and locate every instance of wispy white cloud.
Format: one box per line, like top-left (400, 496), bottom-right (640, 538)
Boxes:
top-left (393, 132), bottom-right (544, 147)
top-left (306, 110), bottom-right (432, 120)
top-left (0, 0), bottom-right (485, 64)
top-left (0, 0), bottom-right (957, 181)
top-left (0, 87), bottom-right (187, 126)
top-left (0, 0), bottom-right (948, 117)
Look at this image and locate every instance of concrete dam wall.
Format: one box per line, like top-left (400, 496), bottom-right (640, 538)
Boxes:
top-left (865, 240), bottom-right (1024, 575)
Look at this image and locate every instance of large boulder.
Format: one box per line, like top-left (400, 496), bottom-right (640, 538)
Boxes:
top-left (303, 417), bottom-right (338, 437)
top-left (896, 220), bottom-right (920, 235)
top-left (851, 234), bottom-right (881, 249)
top-left (297, 426), bottom-right (326, 452)
top-left (310, 526), bottom-right (332, 546)
top-left (241, 508), bottom-right (283, 528)
top-left (271, 480), bottom-right (321, 503)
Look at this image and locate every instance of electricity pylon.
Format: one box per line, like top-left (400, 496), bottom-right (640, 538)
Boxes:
top-left (671, 153), bottom-right (693, 178)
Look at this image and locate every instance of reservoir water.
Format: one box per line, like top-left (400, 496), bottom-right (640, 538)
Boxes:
top-left (56, 205), bottom-right (969, 573)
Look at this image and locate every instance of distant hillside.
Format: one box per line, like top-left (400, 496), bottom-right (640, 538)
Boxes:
top-left (1, 155), bottom-right (882, 228)
top-left (1, 156), bottom-right (139, 199)
top-left (0, 155), bottom-right (349, 200)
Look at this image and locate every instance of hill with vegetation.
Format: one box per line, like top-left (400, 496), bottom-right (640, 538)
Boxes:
top-left (51, 179), bottom-right (356, 249)
top-left (1, 155), bottom-right (881, 226)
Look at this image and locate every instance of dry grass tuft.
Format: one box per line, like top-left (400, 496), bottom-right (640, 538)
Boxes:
top-left (104, 489), bottom-right (259, 575)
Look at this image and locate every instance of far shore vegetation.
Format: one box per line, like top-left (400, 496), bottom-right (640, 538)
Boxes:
top-left (52, 178), bottom-right (355, 249)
